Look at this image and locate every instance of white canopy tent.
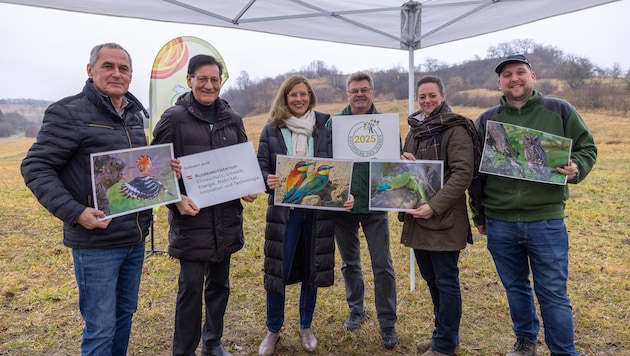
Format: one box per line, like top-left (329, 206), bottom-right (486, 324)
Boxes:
top-left (4, 0), bottom-right (618, 288)
top-left (2, 0), bottom-right (619, 115)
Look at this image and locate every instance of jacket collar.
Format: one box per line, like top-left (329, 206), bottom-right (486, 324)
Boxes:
top-left (339, 103), bottom-right (379, 115)
top-left (83, 78), bottom-right (148, 119)
top-left (499, 89), bottom-right (543, 112)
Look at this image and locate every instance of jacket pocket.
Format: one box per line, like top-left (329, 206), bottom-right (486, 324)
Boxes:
top-left (414, 208), bottom-right (455, 231)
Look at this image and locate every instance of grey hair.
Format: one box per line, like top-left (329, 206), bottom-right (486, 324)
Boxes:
top-left (346, 72), bottom-right (374, 90)
top-left (89, 43), bottom-right (132, 70)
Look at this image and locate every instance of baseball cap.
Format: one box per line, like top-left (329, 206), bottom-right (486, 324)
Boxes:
top-left (495, 54), bottom-right (532, 75)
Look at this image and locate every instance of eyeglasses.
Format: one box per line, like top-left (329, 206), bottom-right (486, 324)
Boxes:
top-left (191, 75), bottom-right (221, 85)
top-left (287, 92), bottom-right (310, 99)
top-left (348, 87), bottom-right (373, 95)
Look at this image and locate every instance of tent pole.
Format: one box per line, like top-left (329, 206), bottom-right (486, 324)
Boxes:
top-left (408, 47), bottom-right (416, 292)
top-left (407, 2), bottom-right (417, 292)
top-left (408, 49), bottom-right (415, 116)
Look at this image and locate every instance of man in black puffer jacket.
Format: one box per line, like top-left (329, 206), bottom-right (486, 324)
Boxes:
top-left (152, 54), bottom-right (256, 356)
top-left (21, 43), bottom-right (156, 355)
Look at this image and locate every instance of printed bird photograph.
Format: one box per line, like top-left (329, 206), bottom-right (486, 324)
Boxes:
top-left (284, 160), bottom-right (314, 200)
top-left (91, 144), bottom-right (180, 218)
top-left (120, 155), bottom-right (175, 200)
top-left (479, 121), bottom-right (572, 185)
top-left (369, 160), bottom-right (443, 212)
top-left (274, 155), bottom-right (352, 211)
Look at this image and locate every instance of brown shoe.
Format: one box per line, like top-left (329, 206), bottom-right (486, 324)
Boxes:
top-left (299, 327), bottom-right (318, 353)
top-left (258, 331), bottom-right (279, 356)
top-left (417, 339), bottom-right (433, 353)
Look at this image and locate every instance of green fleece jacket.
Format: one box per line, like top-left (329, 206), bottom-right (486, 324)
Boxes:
top-left (326, 104), bottom-right (383, 214)
top-left (472, 90), bottom-right (597, 225)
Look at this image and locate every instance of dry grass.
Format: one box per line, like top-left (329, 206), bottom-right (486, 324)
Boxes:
top-left (1, 102), bottom-right (628, 355)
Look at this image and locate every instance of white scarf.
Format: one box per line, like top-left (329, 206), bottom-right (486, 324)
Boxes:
top-left (284, 110), bottom-right (316, 157)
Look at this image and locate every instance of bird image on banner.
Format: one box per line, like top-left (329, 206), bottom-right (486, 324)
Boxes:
top-left (285, 161), bottom-right (314, 199)
top-left (283, 165), bottom-right (334, 204)
top-left (120, 155), bottom-right (174, 200)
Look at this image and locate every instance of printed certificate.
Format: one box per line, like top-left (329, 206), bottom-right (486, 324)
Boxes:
top-left (180, 142), bottom-right (265, 208)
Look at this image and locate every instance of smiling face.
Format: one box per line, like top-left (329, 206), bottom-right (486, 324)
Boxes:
top-left (416, 82), bottom-right (445, 115)
top-left (497, 62), bottom-right (536, 105)
top-left (187, 63), bottom-right (222, 106)
top-left (87, 47), bottom-right (131, 103)
top-left (347, 79), bottom-right (374, 115)
top-left (286, 82), bottom-right (311, 117)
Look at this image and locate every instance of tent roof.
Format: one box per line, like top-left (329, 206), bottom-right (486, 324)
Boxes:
top-left (2, 0), bottom-right (618, 50)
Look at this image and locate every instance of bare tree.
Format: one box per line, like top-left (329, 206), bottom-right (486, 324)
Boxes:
top-left (236, 70), bottom-right (252, 90)
top-left (512, 39), bottom-right (535, 54)
top-left (562, 55), bottom-right (594, 89)
top-left (487, 41), bottom-right (514, 58)
top-left (422, 57), bottom-right (442, 73)
top-left (608, 63), bottom-right (623, 79)
top-left (223, 71), bottom-right (256, 116)
top-left (328, 65), bottom-right (344, 91)
top-left (304, 60), bottom-right (328, 78)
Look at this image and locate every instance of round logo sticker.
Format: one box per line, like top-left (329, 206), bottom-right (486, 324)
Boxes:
top-left (347, 118), bottom-right (384, 157)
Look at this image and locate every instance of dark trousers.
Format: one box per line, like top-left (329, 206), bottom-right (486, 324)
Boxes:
top-left (172, 258), bottom-right (231, 356)
top-left (414, 249), bottom-right (461, 355)
top-left (334, 212), bottom-right (397, 328)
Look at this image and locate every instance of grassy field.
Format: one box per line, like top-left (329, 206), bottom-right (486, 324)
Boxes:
top-left (1, 100), bottom-right (628, 355)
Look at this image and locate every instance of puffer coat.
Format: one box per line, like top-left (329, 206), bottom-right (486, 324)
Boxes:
top-left (257, 111), bottom-right (336, 295)
top-left (152, 92), bottom-right (247, 262)
top-left (21, 79), bottom-right (152, 249)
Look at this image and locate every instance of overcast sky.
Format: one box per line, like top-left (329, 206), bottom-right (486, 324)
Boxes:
top-left (0, 1), bottom-right (628, 106)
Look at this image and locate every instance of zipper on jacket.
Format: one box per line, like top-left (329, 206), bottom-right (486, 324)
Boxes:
top-left (88, 124), bottom-right (115, 129)
top-left (135, 212), bottom-right (144, 243)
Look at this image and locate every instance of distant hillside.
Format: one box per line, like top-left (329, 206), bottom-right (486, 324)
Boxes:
top-left (0, 99), bottom-right (51, 122)
top-left (2, 38), bottom-right (629, 136)
top-left (221, 41), bottom-right (630, 116)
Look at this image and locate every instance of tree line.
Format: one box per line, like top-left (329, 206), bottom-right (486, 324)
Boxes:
top-left (2, 39), bottom-right (629, 138)
top-left (222, 39), bottom-right (630, 117)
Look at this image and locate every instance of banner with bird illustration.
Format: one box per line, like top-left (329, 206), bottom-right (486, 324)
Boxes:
top-left (369, 160), bottom-right (443, 212)
top-left (148, 36), bottom-right (229, 139)
top-left (90, 144), bottom-right (181, 219)
top-left (275, 155), bottom-right (353, 211)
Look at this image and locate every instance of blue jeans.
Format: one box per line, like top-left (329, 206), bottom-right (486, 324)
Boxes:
top-left (334, 212), bottom-right (397, 328)
top-left (486, 217), bottom-right (577, 356)
top-left (72, 241), bottom-right (145, 356)
top-left (266, 209), bottom-right (317, 333)
top-left (414, 249), bottom-right (461, 355)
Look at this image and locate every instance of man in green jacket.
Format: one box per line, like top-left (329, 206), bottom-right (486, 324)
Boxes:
top-left (472, 54), bottom-right (597, 356)
top-left (329, 72), bottom-right (398, 349)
